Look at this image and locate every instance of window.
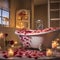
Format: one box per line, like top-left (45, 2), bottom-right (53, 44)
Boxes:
top-left (2, 10), bottom-right (9, 18)
top-left (0, 0), bottom-right (9, 26)
top-left (0, 9), bottom-right (9, 27)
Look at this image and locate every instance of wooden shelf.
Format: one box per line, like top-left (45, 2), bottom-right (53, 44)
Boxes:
top-left (51, 18), bottom-right (60, 20)
top-left (50, 9), bottom-right (60, 11)
top-left (48, 0), bottom-right (60, 27)
top-left (50, 1), bottom-right (60, 3)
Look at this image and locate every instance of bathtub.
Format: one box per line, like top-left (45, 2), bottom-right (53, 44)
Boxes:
top-left (15, 27), bottom-right (60, 50)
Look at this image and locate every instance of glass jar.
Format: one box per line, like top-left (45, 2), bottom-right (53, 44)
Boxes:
top-left (36, 20), bottom-right (43, 30)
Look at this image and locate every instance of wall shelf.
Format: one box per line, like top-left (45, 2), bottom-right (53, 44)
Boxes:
top-left (51, 18), bottom-right (60, 20)
top-left (50, 1), bottom-right (60, 3)
top-left (50, 9), bottom-right (60, 11)
top-left (48, 0), bottom-right (60, 27)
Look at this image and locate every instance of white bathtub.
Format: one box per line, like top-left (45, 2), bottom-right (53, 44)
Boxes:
top-left (15, 27), bottom-right (60, 50)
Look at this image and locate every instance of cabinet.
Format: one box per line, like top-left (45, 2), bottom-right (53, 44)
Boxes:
top-left (48, 0), bottom-right (60, 27)
top-left (16, 9), bottom-right (30, 29)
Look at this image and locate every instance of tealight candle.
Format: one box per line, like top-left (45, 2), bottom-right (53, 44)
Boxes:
top-left (46, 49), bottom-right (53, 56)
top-left (8, 48), bottom-right (14, 57)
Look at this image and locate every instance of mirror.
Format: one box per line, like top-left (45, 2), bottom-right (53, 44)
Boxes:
top-left (34, 0), bottom-right (48, 29)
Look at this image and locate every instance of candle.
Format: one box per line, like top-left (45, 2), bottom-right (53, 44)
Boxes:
top-left (52, 41), bottom-right (59, 49)
top-left (56, 38), bottom-right (60, 41)
top-left (46, 49), bottom-right (53, 56)
top-left (8, 48), bottom-right (14, 57)
top-left (20, 22), bottom-right (25, 29)
top-left (0, 46), bottom-right (1, 50)
top-left (11, 45), bottom-right (14, 48)
top-left (14, 41), bottom-right (18, 44)
top-left (0, 32), bottom-right (3, 38)
top-left (16, 21), bottom-right (25, 29)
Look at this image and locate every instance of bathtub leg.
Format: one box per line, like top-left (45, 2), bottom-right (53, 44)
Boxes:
top-left (39, 44), bottom-right (42, 51)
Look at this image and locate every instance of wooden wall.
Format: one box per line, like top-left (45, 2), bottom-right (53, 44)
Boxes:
top-left (0, 26), bottom-right (19, 50)
top-left (9, 0), bottom-right (34, 29)
top-left (34, 4), bottom-right (48, 29)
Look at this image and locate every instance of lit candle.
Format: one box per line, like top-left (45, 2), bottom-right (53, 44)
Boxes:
top-left (56, 38), bottom-right (60, 42)
top-left (11, 45), bottom-right (14, 48)
top-left (20, 22), bottom-right (25, 29)
top-left (46, 49), bottom-right (53, 56)
top-left (16, 21), bottom-right (25, 29)
top-left (14, 41), bottom-right (18, 44)
top-left (8, 48), bottom-right (14, 57)
top-left (0, 32), bottom-right (3, 38)
top-left (52, 41), bottom-right (59, 49)
top-left (0, 46), bottom-right (1, 50)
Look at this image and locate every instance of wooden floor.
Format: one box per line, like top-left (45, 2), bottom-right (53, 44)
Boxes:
top-left (0, 57), bottom-right (60, 60)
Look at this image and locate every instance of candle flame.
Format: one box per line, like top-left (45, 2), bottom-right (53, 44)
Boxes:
top-left (52, 41), bottom-right (59, 48)
top-left (0, 32), bottom-right (3, 38)
top-left (8, 48), bottom-right (14, 57)
top-left (46, 49), bottom-right (53, 56)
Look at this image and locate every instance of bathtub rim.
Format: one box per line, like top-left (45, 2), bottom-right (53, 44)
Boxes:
top-left (15, 29), bottom-right (60, 36)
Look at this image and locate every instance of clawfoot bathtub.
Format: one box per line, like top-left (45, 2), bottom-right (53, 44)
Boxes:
top-left (15, 27), bottom-right (60, 50)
